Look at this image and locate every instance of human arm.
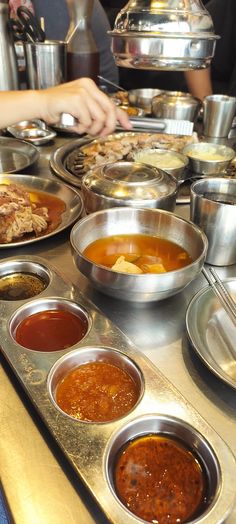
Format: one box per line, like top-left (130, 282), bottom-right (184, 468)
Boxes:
top-left (0, 78), bottom-right (132, 136)
top-left (184, 68), bottom-right (213, 100)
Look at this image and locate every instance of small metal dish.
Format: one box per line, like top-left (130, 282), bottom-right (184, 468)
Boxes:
top-left (7, 120), bottom-right (57, 145)
top-left (47, 346), bottom-right (144, 423)
top-left (131, 148), bottom-right (189, 183)
top-left (105, 414), bottom-right (221, 523)
top-left (128, 88), bottom-right (163, 114)
top-left (0, 259), bottom-right (50, 301)
top-left (183, 142), bottom-right (235, 175)
top-left (9, 297), bottom-right (91, 352)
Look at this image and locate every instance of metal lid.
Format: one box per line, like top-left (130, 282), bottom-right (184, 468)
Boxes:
top-left (109, 0), bottom-right (220, 70)
top-left (82, 161), bottom-right (177, 203)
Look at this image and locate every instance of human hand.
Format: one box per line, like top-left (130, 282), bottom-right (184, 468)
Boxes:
top-left (38, 77), bottom-right (132, 136)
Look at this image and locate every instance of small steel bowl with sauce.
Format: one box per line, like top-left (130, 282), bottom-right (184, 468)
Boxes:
top-left (47, 346), bottom-right (144, 423)
top-left (132, 148), bottom-right (189, 183)
top-left (0, 259), bottom-right (50, 301)
top-left (10, 297), bottom-right (91, 352)
top-left (182, 142), bottom-right (235, 175)
top-left (105, 414), bottom-right (221, 524)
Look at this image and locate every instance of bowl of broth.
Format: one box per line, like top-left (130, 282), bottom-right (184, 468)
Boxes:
top-left (70, 207), bottom-right (207, 302)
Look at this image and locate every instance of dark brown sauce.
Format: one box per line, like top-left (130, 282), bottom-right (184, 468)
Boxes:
top-left (0, 273), bottom-right (46, 300)
top-left (15, 309), bottom-right (88, 352)
top-left (114, 434), bottom-right (208, 524)
top-left (203, 191), bottom-right (236, 205)
top-left (67, 51), bottom-right (99, 83)
top-left (56, 361), bottom-right (139, 422)
top-left (83, 234), bottom-right (192, 273)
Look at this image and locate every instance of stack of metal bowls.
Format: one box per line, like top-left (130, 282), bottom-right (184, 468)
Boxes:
top-left (109, 0), bottom-right (219, 70)
top-left (128, 88), bottom-right (163, 114)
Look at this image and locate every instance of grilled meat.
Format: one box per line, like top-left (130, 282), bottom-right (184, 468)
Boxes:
top-left (0, 184), bottom-right (49, 243)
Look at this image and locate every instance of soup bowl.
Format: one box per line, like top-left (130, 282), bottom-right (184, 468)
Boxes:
top-left (70, 208), bottom-right (207, 302)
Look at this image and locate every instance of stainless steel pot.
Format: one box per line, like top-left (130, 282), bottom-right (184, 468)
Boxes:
top-left (81, 161), bottom-right (178, 214)
top-left (109, 0), bottom-right (219, 71)
top-left (152, 91), bottom-right (201, 122)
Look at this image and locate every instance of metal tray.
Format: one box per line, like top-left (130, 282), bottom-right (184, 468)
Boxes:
top-left (186, 278), bottom-right (236, 390)
top-left (0, 175), bottom-right (83, 248)
top-left (1, 254), bottom-right (236, 524)
top-left (7, 120), bottom-right (57, 146)
top-left (0, 136), bottom-right (39, 173)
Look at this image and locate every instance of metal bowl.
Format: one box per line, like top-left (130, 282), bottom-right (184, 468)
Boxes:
top-left (81, 161), bottom-right (178, 214)
top-left (182, 142), bottom-right (235, 175)
top-left (131, 148), bottom-right (189, 182)
top-left (128, 88), bottom-right (163, 114)
top-left (109, 0), bottom-right (219, 70)
top-left (70, 207), bottom-right (207, 302)
top-left (152, 91), bottom-right (201, 122)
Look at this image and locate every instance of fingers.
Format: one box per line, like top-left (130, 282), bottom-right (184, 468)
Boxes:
top-left (40, 78), bottom-right (133, 136)
top-left (116, 107), bottom-right (133, 130)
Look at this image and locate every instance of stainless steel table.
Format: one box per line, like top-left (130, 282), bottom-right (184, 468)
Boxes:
top-left (1, 136), bottom-right (236, 524)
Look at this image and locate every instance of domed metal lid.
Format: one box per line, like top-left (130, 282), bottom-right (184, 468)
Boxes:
top-left (82, 161), bottom-right (177, 203)
top-left (109, 0), bottom-right (220, 70)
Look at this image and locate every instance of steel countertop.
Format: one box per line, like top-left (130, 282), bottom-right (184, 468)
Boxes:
top-left (0, 135), bottom-right (236, 524)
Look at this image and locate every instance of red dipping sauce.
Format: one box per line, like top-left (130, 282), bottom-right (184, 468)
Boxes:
top-left (15, 309), bottom-right (88, 351)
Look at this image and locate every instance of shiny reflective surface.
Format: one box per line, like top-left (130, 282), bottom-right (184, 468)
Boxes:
top-left (110, 0), bottom-right (219, 70)
top-left (81, 161), bottom-right (178, 214)
top-left (1, 136), bottom-right (236, 524)
top-left (71, 207), bottom-right (207, 302)
top-left (1, 255), bottom-right (236, 524)
top-left (0, 137), bottom-right (39, 173)
top-left (0, 174), bottom-right (83, 248)
top-left (186, 278), bottom-right (236, 389)
top-left (190, 178), bottom-right (236, 266)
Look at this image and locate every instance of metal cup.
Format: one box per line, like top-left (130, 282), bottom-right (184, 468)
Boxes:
top-left (203, 94), bottom-right (236, 138)
top-left (190, 177), bottom-right (236, 266)
top-left (24, 40), bottom-right (66, 89)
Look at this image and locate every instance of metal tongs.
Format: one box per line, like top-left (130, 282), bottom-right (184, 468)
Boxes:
top-left (202, 267), bottom-right (236, 327)
top-left (9, 6), bottom-right (45, 42)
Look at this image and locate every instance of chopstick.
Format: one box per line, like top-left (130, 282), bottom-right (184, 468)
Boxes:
top-left (97, 76), bottom-right (126, 92)
top-left (202, 267), bottom-right (236, 327)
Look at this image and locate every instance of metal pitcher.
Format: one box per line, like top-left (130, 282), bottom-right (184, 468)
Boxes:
top-left (0, 0), bottom-right (19, 90)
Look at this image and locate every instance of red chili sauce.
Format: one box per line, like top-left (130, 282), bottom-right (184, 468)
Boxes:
top-left (15, 309), bottom-right (88, 351)
top-left (114, 434), bottom-right (208, 524)
top-left (56, 361), bottom-right (140, 422)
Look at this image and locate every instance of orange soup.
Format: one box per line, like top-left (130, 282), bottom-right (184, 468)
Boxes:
top-left (114, 434), bottom-right (208, 524)
top-left (56, 361), bottom-right (139, 422)
top-left (83, 234), bottom-right (192, 274)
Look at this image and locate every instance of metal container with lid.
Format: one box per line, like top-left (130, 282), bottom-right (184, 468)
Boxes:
top-left (109, 0), bottom-right (219, 71)
top-left (152, 91), bottom-right (201, 122)
top-left (81, 161), bottom-right (178, 214)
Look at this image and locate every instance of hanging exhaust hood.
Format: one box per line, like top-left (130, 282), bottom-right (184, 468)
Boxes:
top-left (109, 0), bottom-right (219, 70)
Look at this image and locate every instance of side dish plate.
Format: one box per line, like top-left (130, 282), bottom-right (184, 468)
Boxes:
top-left (186, 278), bottom-right (236, 389)
top-left (0, 137), bottom-right (39, 173)
top-left (0, 174), bottom-right (83, 248)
